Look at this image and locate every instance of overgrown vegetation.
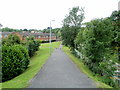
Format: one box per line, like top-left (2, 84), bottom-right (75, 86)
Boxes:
top-left (61, 6), bottom-right (84, 50)
top-left (75, 18), bottom-right (118, 87)
top-left (61, 6), bottom-right (119, 88)
top-left (2, 34), bottom-right (41, 82)
top-left (26, 36), bottom-right (41, 57)
top-left (2, 34), bottom-right (21, 45)
top-left (2, 45), bottom-right (29, 82)
top-left (62, 46), bottom-right (112, 88)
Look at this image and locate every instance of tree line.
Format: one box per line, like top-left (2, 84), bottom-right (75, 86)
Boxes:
top-left (0, 27), bottom-right (61, 40)
top-left (61, 6), bottom-right (120, 87)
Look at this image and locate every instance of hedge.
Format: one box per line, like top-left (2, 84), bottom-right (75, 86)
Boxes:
top-left (26, 40), bottom-right (41, 57)
top-left (2, 44), bottom-right (30, 82)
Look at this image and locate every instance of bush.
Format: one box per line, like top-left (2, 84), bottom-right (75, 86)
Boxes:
top-left (2, 34), bottom-right (21, 46)
top-left (75, 18), bottom-right (117, 87)
top-left (26, 39), bottom-right (41, 57)
top-left (34, 40), bottom-right (41, 51)
top-left (8, 34), bottom-right (21, 44)
top-left (2, 44), bottom-right (30, 82)
top-left (27, 40), bottom-right (36, 57)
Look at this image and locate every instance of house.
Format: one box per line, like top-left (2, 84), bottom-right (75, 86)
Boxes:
top-left (1, 32), bottom-right (57, 41)
top-left (1, 32), bottom-right (23, 40)
top-left (2, 32), bottom-right (12, 38)
top-left (12, 32), bottom-right (23, 40)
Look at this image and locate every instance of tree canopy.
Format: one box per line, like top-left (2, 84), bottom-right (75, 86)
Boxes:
top-left (61, 6), bottom-right (85, 49)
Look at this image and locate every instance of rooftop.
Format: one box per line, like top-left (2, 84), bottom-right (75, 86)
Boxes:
top-left (2, 32), bottom-right (55, 36)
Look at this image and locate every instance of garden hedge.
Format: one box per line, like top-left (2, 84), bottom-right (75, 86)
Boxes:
top-left (2, 44), bottom-right (30, 82)
top-left (27, 40), bottom-right (40, 57)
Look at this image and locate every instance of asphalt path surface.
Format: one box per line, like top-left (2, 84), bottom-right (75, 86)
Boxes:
top-left (28, 45), bottom-right (96, 88)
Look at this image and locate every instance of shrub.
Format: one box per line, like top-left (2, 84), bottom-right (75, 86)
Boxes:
top-left (2, 44), bottom-right (30, 82)
top-left (26, 37), bottom-right (41, 57)
top-left (27, 40), bottom-right (41, 57)
top-left (2, 38), bottom-right (12, 46)
top-left (27, 40), bottom-right (36, 57)
top-left (2, 34), bottom-right (21, 46)
top-left (8, 34), bottom-right (21, 44)
top-left (75, 18), bottom-right (118, 87)
top-left (34, 40), bottom-right (41, 51)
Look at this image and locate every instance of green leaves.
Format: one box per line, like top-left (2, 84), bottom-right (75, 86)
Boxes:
top-left (2, 44), bottom-right (30, 82)
top-left (2, 35), bottom-right (41, 82)
top-left (61, 6), bottom-right (85, 49)
top-left (75, 17), bottom-right (118, 87)
top-left (2, 34), bottom-right (21, 45)
top-left (63, 6), bottom-right (84, 27)
top-left (26, 37), bottom-right (41, 57)
top-left (61, 8), bottom-right (119, 87)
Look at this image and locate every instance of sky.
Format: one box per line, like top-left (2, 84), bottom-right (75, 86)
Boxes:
top-left (0, 0), bottom-right (119, 30)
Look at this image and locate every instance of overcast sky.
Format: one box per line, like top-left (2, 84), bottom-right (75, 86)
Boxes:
top-left (0, 0), bottom-right (119, 30)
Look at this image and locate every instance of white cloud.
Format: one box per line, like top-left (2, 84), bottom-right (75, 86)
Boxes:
top-left (0, 0), bottom-right (119, 29)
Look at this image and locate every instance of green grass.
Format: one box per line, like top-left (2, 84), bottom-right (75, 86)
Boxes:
top-left (62, 45), bottom-right (112, 88)
top-left (41, 41), bottom-right (61, 48)
top-left (1, 41), bottom-right (61, 88)
top-left (0, 83), bottom-right (1, 90)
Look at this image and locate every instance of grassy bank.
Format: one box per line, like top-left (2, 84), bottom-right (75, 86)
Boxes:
top-left (41, 41), bottom-right (61, 48)
top-left (2, 41), bottom-right (60, 88)
top-left (62, 45), bottom-right (112, 88)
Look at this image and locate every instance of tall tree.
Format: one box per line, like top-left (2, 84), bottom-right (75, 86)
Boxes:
top-left (0, 27), bottom-right (21, 32)
top-left (110, 11), bottom-right (120, 62)
top-left (63, 6), bottom-right (84, 27)
top-left (61, 6), bottom-right (84, 49)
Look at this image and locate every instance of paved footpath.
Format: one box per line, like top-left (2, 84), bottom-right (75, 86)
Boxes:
top-left (28, 45), bottom-right (96, 88)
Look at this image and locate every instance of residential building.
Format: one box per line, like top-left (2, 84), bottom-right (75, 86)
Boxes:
top-left (1, 32), bottom-right (57, 41)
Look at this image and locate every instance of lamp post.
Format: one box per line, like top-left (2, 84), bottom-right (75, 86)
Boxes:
top-left (49, 20), bottom-right (55, 55)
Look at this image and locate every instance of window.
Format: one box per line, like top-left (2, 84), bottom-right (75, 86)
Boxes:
top-left (38, 36), bottom-right (41, 38)
top-left (4, 35), bottom-right (8, 37)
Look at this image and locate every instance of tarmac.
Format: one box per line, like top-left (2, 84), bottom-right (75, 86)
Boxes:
top-left (28, 45), bottom-right (96, 88)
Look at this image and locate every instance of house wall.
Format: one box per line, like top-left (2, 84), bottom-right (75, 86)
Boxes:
top-left (35, 36), bottom-right (56, 41)
top-left (2, 32), bottom-right (57, 41)
top-left (2, 32), bottom-right (23, 40)
top-left (2, 34), bottom-right (9, 38)
top-left (11, 32), bottom-right (23, 40)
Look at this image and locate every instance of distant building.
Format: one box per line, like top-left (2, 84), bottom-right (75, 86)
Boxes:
top-left (2, 32), bottom-right (12, 38)
top-left (12, 32), bottom-right (23, 40)
top-left (1, 32), bottom-right (23, 40)
top-left (1, 32), bottom-right (57, 41)
top-left (30, 30), bottom-right (41, 33)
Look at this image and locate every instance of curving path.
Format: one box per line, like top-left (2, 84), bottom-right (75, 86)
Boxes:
top-left (28, 45), bottom-right (96, 88)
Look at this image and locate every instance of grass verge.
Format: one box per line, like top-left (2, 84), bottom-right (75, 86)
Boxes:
top-left (62, 45), bottom-right (112, 88)
top-left (2, 41), bottom-right (60, 88)
top-left (41, 41), bottom-right (61, 48)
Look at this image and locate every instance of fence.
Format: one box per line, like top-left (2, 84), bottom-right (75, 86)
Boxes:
top-left (74, 48), bottom-right (120, 86)
top-left (113, 64), bottom-right (120, 85)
